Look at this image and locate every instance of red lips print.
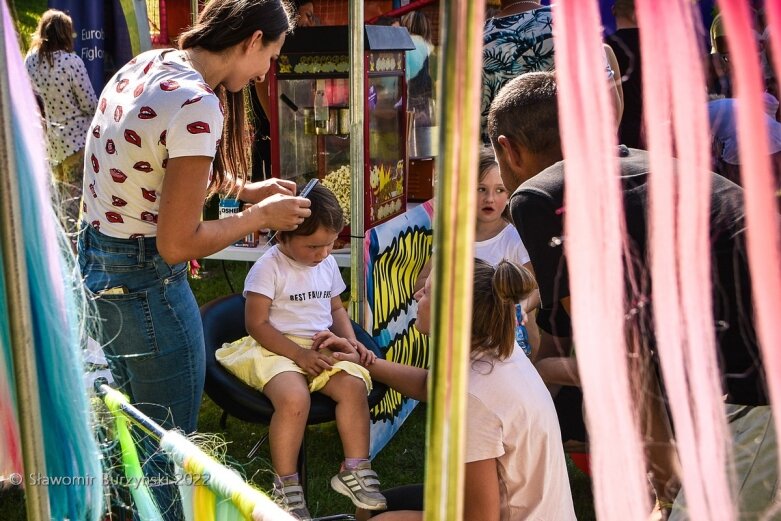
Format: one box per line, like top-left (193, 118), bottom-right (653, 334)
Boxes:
top-left (138, 106), bottom-right (157, 120)
top-left (161, 158), bottom-right (168, 169)
top-left (181, 96), bottom-right (203, 107)
top-left (99, 98), bottom-right (107, 113)
top-left (105, 211), bottom-right (124, 224)
top-left (133, 84), bottom-right (144, 98)
top-left (114, 105), bottom-right (123, 122)
top-left (186, 121), bottom-right (210, 135)
top-left (143, 61), bottom-right (154, 75)
top-left (124, 129), bottom-right (142, 147)
top-left (92, 125), bottom-right (100, 138)
top-left (105, 139), bottom-right (116, 154)
top-left (109, 168), bottom-right (127, 183)
top-left (140, 211), bottom-right (158, 224)
top-left (160, 80), bottom-right (180, 91)
top-left (141, 188), bottom-right (157, 202)
top-left (111, 195), bottom-right (128, 207)
top-left (129, 233), bottom-right (145, 239)
top-left (159, 130), bottom-right (167, 146)
top-left (133, 161), bottom-right (153, 173)
top-left (200, 83), bottom-right (214, 94)
top-left (89, 182), bottom-right (97, 198)
top-left (91, 154), bottom-right (99, 173)
top-left (91, 220), bottom-right (101, 230)
top-left (116, 79), bottom-right (129, 92)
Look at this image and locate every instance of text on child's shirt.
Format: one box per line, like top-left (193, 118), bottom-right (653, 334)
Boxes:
top-left (289, 290), bottom-right (333, 301)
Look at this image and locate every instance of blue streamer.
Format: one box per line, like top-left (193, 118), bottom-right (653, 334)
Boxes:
top-left (3, 1), bottom-right (103, 518)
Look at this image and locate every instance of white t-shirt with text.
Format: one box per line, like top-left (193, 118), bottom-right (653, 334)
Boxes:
top-left (244, 246), bottom-right (346, 338)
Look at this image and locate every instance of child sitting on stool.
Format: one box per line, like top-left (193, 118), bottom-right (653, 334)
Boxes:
top-left (216, 183), bottom-right (386, 520)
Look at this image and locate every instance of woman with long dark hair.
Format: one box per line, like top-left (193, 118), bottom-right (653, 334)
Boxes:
top-left (78, 1), bottom-right (312, 518)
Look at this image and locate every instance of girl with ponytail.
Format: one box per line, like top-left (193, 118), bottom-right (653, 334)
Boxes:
top-left (333, 259), bottom-right (575, 520)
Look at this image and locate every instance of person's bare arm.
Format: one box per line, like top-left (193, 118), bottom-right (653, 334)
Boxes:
top-left (534, 357), bottom-right (581, 386)
top-left (463, 459), bottom-right (501, 521)
top-left (328, 297), bottom-right (357, 343)
top-left (156, 156), bottom-right (311, 264)
top-left (604, 43), bottom-right (624, 125)
top-left (245, 291), bottom-right (333, 376)
top-left (331, 351), bottom-right (429, 402)
top-left (237, 177), bottom-right (296, 204)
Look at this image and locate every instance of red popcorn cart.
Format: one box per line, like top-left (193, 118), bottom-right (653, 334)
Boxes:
top-left (268, 25), bottom-right (415, 231)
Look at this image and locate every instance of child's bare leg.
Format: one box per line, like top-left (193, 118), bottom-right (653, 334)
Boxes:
top-left (320, 371), bottom-right (370, 458)
top-left (263, 372), bottom-right (311, 476)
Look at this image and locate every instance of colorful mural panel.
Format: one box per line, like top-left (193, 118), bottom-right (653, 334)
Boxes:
top-left (366, 200), bottom-right (433, 457)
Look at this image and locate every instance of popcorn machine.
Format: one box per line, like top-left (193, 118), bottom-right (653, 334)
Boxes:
top-left (269, 25), bottom-right (415, 230)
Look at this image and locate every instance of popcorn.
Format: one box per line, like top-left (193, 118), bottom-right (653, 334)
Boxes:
top-left (322, 165), bottom-right (351, 222)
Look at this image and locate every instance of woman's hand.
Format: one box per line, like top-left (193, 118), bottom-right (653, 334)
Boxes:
top-left (239, 178), bottom-right (296, 203)
top-left (313, 331), bottom-right (377, 367)
top-left (251, 193), bottom-right (311, 231)
top-left (293, 347), bottom-right (333, 377)
top-left (312, 330), bottom-right (355, 353)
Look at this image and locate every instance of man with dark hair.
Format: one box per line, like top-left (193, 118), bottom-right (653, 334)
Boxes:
top-left (488, 71), bottom-right (776, 519)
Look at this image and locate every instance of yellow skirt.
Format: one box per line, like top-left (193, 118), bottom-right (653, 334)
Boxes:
top-left (215, 334), bottom-right (372, 394)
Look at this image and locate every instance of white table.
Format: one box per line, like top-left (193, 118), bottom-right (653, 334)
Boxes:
top-left (205, 241), bottom-right (352, 267)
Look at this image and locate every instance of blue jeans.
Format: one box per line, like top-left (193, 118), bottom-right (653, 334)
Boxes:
top-left (78, 223), bottom-right (205, 520)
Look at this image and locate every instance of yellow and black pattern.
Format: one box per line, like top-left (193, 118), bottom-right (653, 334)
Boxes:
top-left (365, 202), bottom-right (434, 440)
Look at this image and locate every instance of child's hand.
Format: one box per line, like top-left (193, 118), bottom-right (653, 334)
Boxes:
top-left (293, 348), bottom-right (333, 376)
top-left (312, 330), bottom-right (355, 354)
top-left (353, 340), bottom-right (377, 366)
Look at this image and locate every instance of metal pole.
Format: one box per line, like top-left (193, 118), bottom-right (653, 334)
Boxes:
top-left (0, 7), bottom-right (50, 520)
top-left (348, 0), bottom-right (365, 325)
top-left (424, 1), bottom-right (484, 520)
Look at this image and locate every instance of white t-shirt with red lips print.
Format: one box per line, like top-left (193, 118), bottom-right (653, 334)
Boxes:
top-left (82, 49), bottom-right (223, 238)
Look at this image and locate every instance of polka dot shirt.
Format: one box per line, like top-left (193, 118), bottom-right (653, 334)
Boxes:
top-left (24, 50), bottom-right (97, 165)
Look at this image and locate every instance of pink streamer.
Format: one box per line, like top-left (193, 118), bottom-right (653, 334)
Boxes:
top-left (0, 391), bottom-right (23, 477)
top-left (636, 0), bottom-right (734, 519)
top-left (551, 1), bottom-right (649, 519)
top-left (719, 0), bottom-right (781, 482)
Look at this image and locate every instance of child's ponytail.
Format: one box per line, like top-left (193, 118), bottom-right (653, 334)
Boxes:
top-left (471, 259), bottom-right (537, 361)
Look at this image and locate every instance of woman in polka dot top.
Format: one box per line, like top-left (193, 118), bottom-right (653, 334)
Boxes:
top-left (25, 9), bottom-right (97, 233)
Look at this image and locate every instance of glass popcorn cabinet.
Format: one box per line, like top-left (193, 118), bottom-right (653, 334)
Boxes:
top-left (269, 25), bottom-right (414, 230)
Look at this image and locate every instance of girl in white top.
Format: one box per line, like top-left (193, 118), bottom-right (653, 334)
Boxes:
top-left (334, 261), bottom-right (577, 521)
top-left (217, 184), bottom-right (386, 519)
top-left (475, 147), bottom-right (540, 356)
